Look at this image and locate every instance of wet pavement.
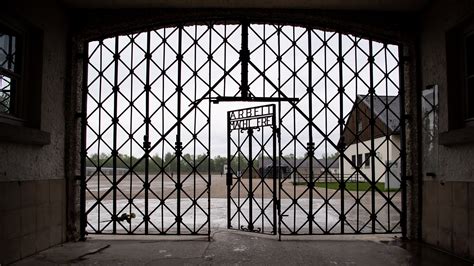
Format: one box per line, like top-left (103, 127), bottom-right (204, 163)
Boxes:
top-left (14, 230), bottom-right (473, 265)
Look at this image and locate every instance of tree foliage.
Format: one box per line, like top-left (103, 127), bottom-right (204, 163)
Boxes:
top-left (86, 152), bottom-right (230, 174)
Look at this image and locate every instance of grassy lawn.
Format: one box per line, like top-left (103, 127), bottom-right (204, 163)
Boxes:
top-left (293, 181), bottom-right (399, 192)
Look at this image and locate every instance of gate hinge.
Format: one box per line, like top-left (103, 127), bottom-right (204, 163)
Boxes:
top-left (75, 112), bottom-right (85, 119)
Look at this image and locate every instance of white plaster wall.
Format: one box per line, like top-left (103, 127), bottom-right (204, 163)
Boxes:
top-left (340, 135), bottom-right (401, 184)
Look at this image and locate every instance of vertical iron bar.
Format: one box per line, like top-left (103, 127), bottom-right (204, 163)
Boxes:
top-left (292, 26), bottom-right (297, 233)
top-left (271, 104), bottom-right (277, 235)
top-left (80, 42), bottom-right (89, 240)
top-left (307, 28), bottom-right (314, 235)
top-left (193, 25), bottom-right (198, 234)
top-left (261, 26), bottom-right (266, 233)
top-left (238, 128), bottom-right (241, 229)
top-left (384, 44), bottom-right (390, 231)
top-left (277, 25), bottom-right (282, 240)
top-left (261, 132), bottom-right (264, 232)
top-left (248, 128), bottom-right (254, 231)
top-left (223, 24), bottom-right (227, 96)
top-left (241, 22), bottom-right (249, 98)
top-left (98, 41), bottom-right (103, 233)
top-left (113, 36), bottom-right (119, 234)
top-left (144, 30), bottom-right (151, 234)
top-left (323, 31), bottom-right (328, 233)
top-left (263, 25), bottom-right (266, 98)
top-left (355, 37), bottom-right (360, 232)
top-left (129, 34), bottom-right (135, 233)
top-left (176, 26), bottom-right (183, 234)
top-left (338, 33), bottom-right (345, 234)
top-left (369, 40), bottom-right (376, 233)
top-left (226, 57), bottom-right (231, 229)
top-left (208, 23), bottom-right (212, 241)
top-left (261, 126), bottom-right (264, 233)
top-left (161, 28), bottom-right (166, 233)
top-left (399, 45), bottom-right (407, 238)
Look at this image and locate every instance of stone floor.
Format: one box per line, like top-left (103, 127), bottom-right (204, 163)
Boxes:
top-left (14, 230), bottom-right (473, 265)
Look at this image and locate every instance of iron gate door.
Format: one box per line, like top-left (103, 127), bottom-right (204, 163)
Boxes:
top-left (227, 104), bottom-right (278, 234)
top-left (82, 21), bottom-right (406, 238)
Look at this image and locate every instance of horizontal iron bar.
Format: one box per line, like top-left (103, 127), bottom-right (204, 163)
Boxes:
top-left (211, 96), bottom-right (299, 103)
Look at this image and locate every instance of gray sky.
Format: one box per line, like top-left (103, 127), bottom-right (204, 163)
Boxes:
top-left (86, 24), bottom-right (399, 159)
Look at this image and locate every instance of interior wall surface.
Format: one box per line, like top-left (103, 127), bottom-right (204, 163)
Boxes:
top-left (0, 1), bottom-right (68, 264)
top-left (419, 0), bottom-right (474, 260)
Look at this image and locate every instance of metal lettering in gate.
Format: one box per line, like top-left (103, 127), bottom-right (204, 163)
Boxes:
top-left (227, 104), bottom-right (278, 235)
top-left (228, 105), bottom-right (274, 130)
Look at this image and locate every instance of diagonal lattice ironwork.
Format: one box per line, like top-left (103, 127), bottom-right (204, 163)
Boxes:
top-left (82, 21), bottom-right (405, 238)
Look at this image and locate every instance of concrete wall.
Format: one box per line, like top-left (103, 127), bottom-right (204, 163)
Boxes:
top-left (0, 1), bottom-right (68, 264)
top-left (419, 0), bottom-right (474, 260)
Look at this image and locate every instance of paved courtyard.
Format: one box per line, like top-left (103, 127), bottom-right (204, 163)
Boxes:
top-left (14, 230), bottom-right (472, 265)
top-left (86, 174), bottom-right (401, 235)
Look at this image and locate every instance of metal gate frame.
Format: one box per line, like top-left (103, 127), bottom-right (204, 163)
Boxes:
top-left (226, 104), bottom-right (278, 235)
top-left (80, 20), bottom-right (406, 239)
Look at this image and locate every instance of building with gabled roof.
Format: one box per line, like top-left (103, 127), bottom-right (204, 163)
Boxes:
top-left (340, 95), bottom-right (401, 189)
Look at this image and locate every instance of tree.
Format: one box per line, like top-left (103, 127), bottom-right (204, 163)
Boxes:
top-left (212, 155), bottom-right (227, 174)
top-left (164, 152), bottom-right (176, 172)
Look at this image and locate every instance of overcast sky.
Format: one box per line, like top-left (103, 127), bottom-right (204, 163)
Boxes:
top-left (86, 24), bottom-right (399, 159)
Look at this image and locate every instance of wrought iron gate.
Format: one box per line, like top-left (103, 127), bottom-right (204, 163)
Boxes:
top-left (227, 104), bottom-right (277, 234)
top-left (81, 21), bottom-right (405, 238)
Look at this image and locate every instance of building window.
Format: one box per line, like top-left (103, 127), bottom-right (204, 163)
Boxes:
top-left (351, 155), bottom-right (356, 169)
top-left (0, 31), bottom-right (19, 116)
top-left (364, 153), bottom-right (370, 168)
top-left (0, 17), bottom-right (50, 145)
top-left (357, 154), bottom-right (363, 168)
top-left (445, 16), bottom-right (474, 132)
top-left (440, 16), bottom-right (474, 145)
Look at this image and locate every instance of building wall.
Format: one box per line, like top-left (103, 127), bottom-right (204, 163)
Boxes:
top-left (341, 135), bottom-right (400, 186)
top-left (419, 0), bottom-right (474, 260)
top-left (0, 1), bottom-right (68, 264)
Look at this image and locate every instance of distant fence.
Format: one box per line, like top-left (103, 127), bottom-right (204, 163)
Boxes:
top-left (293, 174), bottom-right (363, 183)
top-left (86, 167), bottom-right (128, 176)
